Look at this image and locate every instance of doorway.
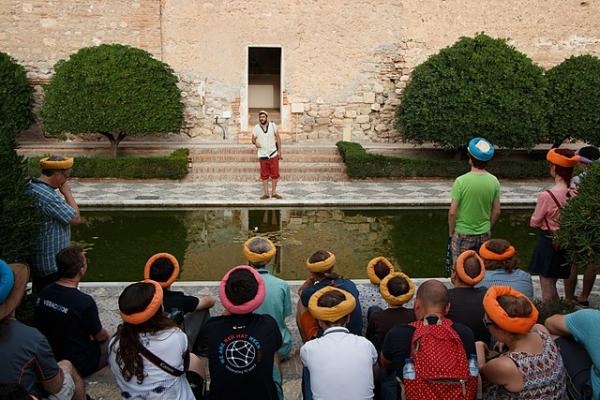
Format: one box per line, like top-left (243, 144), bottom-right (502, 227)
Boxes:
top-left (247, 47), bottom-right (281, 127)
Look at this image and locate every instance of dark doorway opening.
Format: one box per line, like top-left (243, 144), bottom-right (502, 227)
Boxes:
top-left (248, 47), bottom-right (281, 126)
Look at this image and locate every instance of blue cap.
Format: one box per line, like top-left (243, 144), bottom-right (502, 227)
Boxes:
top-left (0, 260), bottom-right (15, 304)
top-left (468, 137), bottom-right (494, 161)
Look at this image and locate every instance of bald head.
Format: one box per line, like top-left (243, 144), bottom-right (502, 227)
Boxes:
top-left (416, 279), bottom-right (449, 309)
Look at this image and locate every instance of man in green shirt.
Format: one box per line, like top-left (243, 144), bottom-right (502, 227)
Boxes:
top-left (448, 137), bottom-right (501, 263)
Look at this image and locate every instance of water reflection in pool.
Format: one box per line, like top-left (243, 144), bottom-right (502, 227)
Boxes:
top-left (74, 208), bottom-right (536, 282)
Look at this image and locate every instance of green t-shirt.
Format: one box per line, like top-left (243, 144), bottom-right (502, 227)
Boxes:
top-left (451, 171), bottom-right (500, 235)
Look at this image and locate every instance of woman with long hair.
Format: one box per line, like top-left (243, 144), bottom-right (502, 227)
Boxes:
top-left (477, 286), bottom-right (566, 399)
top-left (108, 281), bottom-right (203, 399)
top-left (529, 148), bottom-right (579, 303)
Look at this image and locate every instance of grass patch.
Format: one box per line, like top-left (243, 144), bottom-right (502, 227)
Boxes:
top-left (336, 141), bottom-right (548, 179)
top-left (27, 149), bottom-right (189, 180)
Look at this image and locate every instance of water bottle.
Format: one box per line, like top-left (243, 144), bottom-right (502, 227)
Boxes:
top-left (403, 358), bottom-right (416, 380)
top-left (469, 354), bottom-right (479, 377)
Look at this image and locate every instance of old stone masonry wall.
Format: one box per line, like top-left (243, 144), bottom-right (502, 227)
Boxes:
top-left (2, 0), bottom-right (600, 143)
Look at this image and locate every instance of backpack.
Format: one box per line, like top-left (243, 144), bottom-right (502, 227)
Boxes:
top-left (403, 317), bottom-right (477, 400)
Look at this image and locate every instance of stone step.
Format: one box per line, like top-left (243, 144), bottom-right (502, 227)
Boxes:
top-left (192, 162), bottom-right (346, 174)
top-left (191, 153), bottom-right (343, 163)
top-left (188, 172), bottom-right (349, 182)
top-left (189, 146), bottom-right (339, 155)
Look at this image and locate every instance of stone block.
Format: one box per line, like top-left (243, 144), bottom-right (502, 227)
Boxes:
top-left (356, 115), bottom-right (370, 124)
top-left (300, 116), bottom-right (315, 125)
top-left (361, 123), bottom-right (371, 129)
top-left (347, 95), bottom-right (363, 103)
top-left (374, 83), bottom-right (384, 94)
top-left (308, 110), bottom-right (318, 117)
top-left (334, 107), bottom-right (345, 118)
top-left (375, 123), bottom-right (389, 132)
top-left (316, 117), bottom-right (331, 125)
top-left (363, 92), bottom-right (376, 103)
top-left (346, 110), bottom-right (357, 118)
top-left (291, 103), bottom-right (305, 113)
top-left (371, 103), bottom-right (381, 111)
top-left (318, 109), bottom-right (332, 118)
top-left (332, 118), bottom-right (344, 126)
top-left (376, 95), bottom-right (386, 104)
top-left (400, 75), bottom-right (410, 82)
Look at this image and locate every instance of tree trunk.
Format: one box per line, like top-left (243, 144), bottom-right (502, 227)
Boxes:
top-left (99, 132), bottom-right (127, 158)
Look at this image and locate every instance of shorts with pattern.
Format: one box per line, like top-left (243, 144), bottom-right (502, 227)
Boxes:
top-left (451, 231), bottom-right (491, 262)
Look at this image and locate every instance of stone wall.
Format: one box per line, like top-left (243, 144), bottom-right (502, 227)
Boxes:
top-left (2, 0), bottom-right (599, 143)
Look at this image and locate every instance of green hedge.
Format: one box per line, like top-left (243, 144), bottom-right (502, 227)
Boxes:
top-left (560, 163), bottom-right (600, 269)
top-left (27, 149), bottom-right (189, 180)
top-left (547, 55), bottom-right (600, 146)
top-left (395, 34), bottom-right (548, 150)
top-left (0, 51), bottom-right (34, 141)
top-left (337, 141), bottom-right (548, 179)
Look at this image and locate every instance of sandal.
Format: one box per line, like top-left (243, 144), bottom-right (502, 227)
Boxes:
top-left (260, 194), bottom-right (270, 200)
top-left (577, 300), bottom-right (590, 307)
top-left (272, 193), bottom-right (283, 199)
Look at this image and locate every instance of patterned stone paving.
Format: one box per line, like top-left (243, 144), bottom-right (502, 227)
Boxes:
top-left (71, 179), bottom-right (550, 207)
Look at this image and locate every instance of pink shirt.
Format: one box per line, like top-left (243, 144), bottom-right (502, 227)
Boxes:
top-left (530, 188), bottom-right (570, 232)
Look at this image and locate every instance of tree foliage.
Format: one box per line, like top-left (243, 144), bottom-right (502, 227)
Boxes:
top-left (41, 44), bottom-right (183, 156)
top-left (395, 33), bottom-right (548, 150)
top-left (0, 51), bottom-right (34, 140)
top-left (546, 55), bottom-right (600, 146)
top-left (0, 137), bottom-right (41, 264)
top-left (560, 164), bottom-right (600, 269)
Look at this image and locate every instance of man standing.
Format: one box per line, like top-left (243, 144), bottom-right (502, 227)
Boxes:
top-left (252, 110), bottom-right (283, 200)
top-left (34, 245), bottom-right (109, 378)
top-left (28, 155), bottom-right (80, 291)
top-left (448, 137), bottom-right (500, 262)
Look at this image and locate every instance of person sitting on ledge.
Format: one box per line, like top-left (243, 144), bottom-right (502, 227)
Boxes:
top-left (360, 256), bottom-right (396, 334)
top-left (300, 287), bottom-right (377, 400)
top-left (243, 237), bottom-right (293, 361)
top-left (196, 266), bottom-right (282, 400)
top-left (296, 250), bottom-right (362, 341)
top-left (145, 252), bottom-right (214, 350)
top-left (545, 309), bottom-right (600, 400)
top-left (380, 279), bottom-right (477, 400)
top-left (109, 280), bottom-right (205, 400)
top-left (366, 271), bottom-right (415, 400)
top-left (0, 261), bottom-right (86, 400)
top-left (476, 286), bottom-right (566, 400)
top-left (476, 239), bottom-right (533, 299)
top-left (34, 245), bottom-right (109, 378)
top-left (447, 250), bottom-right (491, 345)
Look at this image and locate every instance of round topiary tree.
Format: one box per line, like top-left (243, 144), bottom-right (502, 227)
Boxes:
top-left (559, 163), bottom-right (600, 270)
top-left (42, 44), bottom-right (183, 157)
top-left (0, 51), bottom-right (34, 140)
top-left (395, 33), bottom-right (548, 150)
top-left (546, 55), bottom-right (600, 147)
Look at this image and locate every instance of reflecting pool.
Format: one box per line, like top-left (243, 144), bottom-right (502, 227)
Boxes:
top-left (74, 208), bottom-right (537, 281)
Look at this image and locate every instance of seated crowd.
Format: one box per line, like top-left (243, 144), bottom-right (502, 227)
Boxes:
top-left (1, 234), bottom-right (600, 400)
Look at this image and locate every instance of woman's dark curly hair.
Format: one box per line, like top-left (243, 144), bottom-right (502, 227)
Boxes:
top-left (483, 239), bottom-right (519, 273)
top-left (110, 282), bottom-right (176, 384)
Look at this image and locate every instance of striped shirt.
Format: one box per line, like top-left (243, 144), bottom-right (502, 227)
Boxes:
top-left (27, 179), bottom-right (76, 277)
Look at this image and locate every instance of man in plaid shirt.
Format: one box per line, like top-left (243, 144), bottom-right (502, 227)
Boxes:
top-left (28, 155), bottom-right (81, 291)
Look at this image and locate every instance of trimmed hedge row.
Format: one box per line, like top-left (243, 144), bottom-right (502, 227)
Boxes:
top-left (27, 149), bottom-right (189, 180)
top-left (337, 141), bottom-right (548, 179)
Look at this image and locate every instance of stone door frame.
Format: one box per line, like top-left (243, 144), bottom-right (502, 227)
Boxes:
top-left (241, 44), bottom-right (287, 132)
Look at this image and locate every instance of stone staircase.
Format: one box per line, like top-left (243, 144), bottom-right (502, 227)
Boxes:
top-left (189, 146), bottom-right (348, 182)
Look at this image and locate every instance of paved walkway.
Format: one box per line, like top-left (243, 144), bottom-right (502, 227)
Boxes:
top-left (71, 179), bottom-right (550, 207)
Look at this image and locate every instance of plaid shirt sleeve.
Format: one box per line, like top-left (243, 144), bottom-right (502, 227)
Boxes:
top-left (37, 190), bottom-right (76, 225)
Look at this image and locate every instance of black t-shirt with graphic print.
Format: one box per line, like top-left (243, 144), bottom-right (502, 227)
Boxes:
top-left (197, 313), bottom-right (282, 400)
